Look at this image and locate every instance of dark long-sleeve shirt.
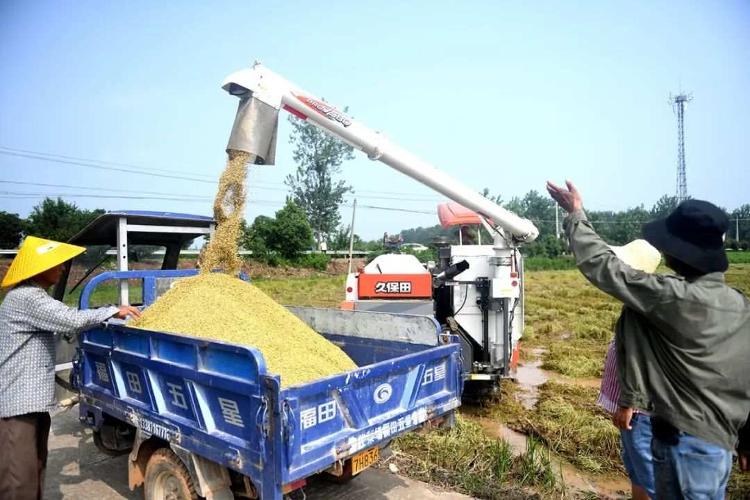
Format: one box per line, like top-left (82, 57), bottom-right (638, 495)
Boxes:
top-left (565, 210), bottom-right (750, 451)
top-left (0, 282), bottom-right (118, 418)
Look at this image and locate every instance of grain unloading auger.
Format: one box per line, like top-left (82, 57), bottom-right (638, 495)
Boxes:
top-left (223, 62), bottom-right (539, 396)
top-left (223, 63), bottom-right (538, 243)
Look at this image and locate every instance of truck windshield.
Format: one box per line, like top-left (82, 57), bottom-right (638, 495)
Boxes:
top-left (63, 245), bottom-right (166, 307)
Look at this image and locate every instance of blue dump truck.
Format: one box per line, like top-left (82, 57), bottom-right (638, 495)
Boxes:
top-left (55, 212), bottom-right (463, 499)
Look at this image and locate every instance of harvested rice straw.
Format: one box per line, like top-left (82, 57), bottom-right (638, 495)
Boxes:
top-left (133, 273), bottom-right (357, 387)
top-left (199, 149), bottom-right (250, 275)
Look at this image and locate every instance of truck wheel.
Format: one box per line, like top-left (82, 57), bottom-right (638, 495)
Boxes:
top-left (93, 430), bottom-right (129, 457)
top-left (144, 448), bottom-right (198, 500)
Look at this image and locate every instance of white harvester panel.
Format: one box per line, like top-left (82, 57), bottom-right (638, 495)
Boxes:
top-left (363, 254), bottom-right (429, 274)
top-left (450, 245), bottom-right (524, 368)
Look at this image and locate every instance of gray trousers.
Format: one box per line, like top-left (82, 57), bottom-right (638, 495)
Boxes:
top-left (0, 412), bottom-right (51, 500)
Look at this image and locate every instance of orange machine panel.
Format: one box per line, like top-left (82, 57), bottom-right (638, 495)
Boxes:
top-left (357, 273), bottom-right (432, 299)
top-left (438, 201), bottom-right (482, 228)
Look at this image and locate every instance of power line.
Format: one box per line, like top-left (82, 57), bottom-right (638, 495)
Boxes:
top-left (0, 146), bottom-right (217, 180)
top-left (0, 145), bottom-right (443, 201)
top-left (0, 149), bottom-right (218, 184)
top-left (0, 190), bottom-right (212, 202)
top-left (0, 190), bottom-right (437, 216)
top-left (0, 179), bottom-right (439, 204)
top-left (355, 204), bottom-right (433, 215)
top-left (0, 180), bottom-right (213, 198)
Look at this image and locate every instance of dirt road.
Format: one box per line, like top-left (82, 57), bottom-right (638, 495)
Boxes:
top-left (45, 409), bottom-right (471, 500)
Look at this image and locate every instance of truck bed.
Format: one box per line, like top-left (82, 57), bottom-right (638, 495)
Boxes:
top-left (75, 282), bottom-right (462, 498)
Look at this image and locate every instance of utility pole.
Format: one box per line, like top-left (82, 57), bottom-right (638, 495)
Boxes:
top-left (347, 199), bottom-right (357, 274)
top-left (671, 93), bottom-right (692, 202)
top-left (737, 217), bottom-right (740, 242)
top-left (555, 203), bottom-right (560, 239)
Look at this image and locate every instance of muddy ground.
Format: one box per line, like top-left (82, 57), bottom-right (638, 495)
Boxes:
top-left (45, 409), bottom-right (471, 500)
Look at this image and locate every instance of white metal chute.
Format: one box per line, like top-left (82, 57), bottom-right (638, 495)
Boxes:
top-left (222, 63), bottom-right (539, 244)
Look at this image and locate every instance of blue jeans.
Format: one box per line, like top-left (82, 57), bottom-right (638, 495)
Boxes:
top-left (651, 421), bottom-right (733, 499)
top-left (620, 413), bottom-right (656, 497)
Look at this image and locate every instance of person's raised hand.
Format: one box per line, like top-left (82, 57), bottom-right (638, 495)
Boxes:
top-left (116, 305), bottom-right (141, 320)
top-left (546, 180), bottom-right (583, 213)
top-left (613, 406), bottom-right (634, 431)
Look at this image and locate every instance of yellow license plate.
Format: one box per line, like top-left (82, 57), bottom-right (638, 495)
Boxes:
top-left (351, 447), bottom-right (379, 475)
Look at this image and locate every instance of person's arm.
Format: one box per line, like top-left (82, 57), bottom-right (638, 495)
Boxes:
top-left (548, 181), bottom-right (679, 317)
top-left (24, 288), bottom-right (139, 334)
top-left (564, 210), bottom-right (676, 315)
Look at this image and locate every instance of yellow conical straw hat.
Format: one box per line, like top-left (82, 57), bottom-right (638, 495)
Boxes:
top-left (610, 239), bottom-right (661, 273)
top-left (2, 236), bottom-right (86, 287)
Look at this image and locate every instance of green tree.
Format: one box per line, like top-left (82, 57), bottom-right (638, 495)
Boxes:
top-left (0, 212), bottom-right (24, 248)
top-left (587, 210), bottom-right (617, 242)
top-left (651, 194), bottom-right (679, 219)
top-left (285, 111), bottom-right (354, 245)
top-left (328, 225), bottom-right (363, 251)
top-left (503, 196), bottom-right (524, 217)
top-left (25, 197), bottom-right (103, 242)
top-left (400, 224), bottom-right (454, 246)
top-left (730, 204), bottom-right (750, 243)
top-left (241, 216), bottom-right (275, 257)
top-left (518, 190), bottom-right (556, 236)
top-left (267, 200), bottom-right (314, 259)
top-left (608, 206), bottom-right (650, 244)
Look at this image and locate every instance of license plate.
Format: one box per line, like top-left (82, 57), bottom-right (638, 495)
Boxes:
top-left (351, 447), bottom-right (379, 475)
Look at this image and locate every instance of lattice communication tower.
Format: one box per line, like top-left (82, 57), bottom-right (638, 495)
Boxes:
top-left (671, 93), bottom-right (692, 202)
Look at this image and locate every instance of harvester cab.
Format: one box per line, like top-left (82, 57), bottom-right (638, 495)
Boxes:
top-left (222, 62), bottom-right (538, 397)
top-left (51, 210), bottom-right (214, 399)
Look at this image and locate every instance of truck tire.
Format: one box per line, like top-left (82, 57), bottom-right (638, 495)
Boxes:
top-left (93, 429), bottom-right (130, 457)
top-left (144, 448), bottom-right (198, 500)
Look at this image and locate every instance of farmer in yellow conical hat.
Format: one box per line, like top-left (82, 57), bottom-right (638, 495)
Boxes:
top-left (0, 236), bottom-right (140, 500)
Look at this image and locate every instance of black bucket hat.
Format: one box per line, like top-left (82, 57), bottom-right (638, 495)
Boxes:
top-left (642, 200), bottom-right (729, 274)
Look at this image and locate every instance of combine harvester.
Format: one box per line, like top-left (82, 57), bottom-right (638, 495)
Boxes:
top-left (57, 62), bottom-right (538, 499)
top-left (343, 201), bottom-right (531, 397)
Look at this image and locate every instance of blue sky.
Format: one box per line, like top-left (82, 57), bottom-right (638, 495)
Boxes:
top-left (1, 1), bottom-right (748, 240)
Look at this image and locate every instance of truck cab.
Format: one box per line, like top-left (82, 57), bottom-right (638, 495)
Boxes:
top-left (53, 210), bottom-right (214, 305)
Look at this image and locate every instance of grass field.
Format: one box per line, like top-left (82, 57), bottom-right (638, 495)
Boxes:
top-left (253, 263), bottom-right (749, 497)
top-left (1, 257), bottom-right (748, 497)
top-left (255, 265), bottom-right (750, 498)
top-left (728, 251), bottom-right (750, 264)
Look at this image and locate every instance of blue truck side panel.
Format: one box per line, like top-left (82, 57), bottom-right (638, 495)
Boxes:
top-left (76, 270), bottom-right (462, 499)
top-left (278, 344), bottom-right (461, 483)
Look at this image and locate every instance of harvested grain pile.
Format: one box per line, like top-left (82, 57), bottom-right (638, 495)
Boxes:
top-left (133, 273), bottom-right (356, 387)
top-left (199, 150), bottom-right (250, 276)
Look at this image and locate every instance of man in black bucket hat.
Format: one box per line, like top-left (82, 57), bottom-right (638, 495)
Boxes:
top-left (642, 199), bottom-right (729, 275)
top-left (547, 180), bottom-right (750, 499)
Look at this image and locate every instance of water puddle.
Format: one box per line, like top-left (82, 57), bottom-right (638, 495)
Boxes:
top-left (473, 417), bottom-right (528, 456)
top-left (558, 462), bottom-right (630, 499)
top-left (467, 415), bottom-right (630, 498)
top-left (513, 348), bottom-right (551, 409)
top-left (466, 345), bottom-right (630, 498)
